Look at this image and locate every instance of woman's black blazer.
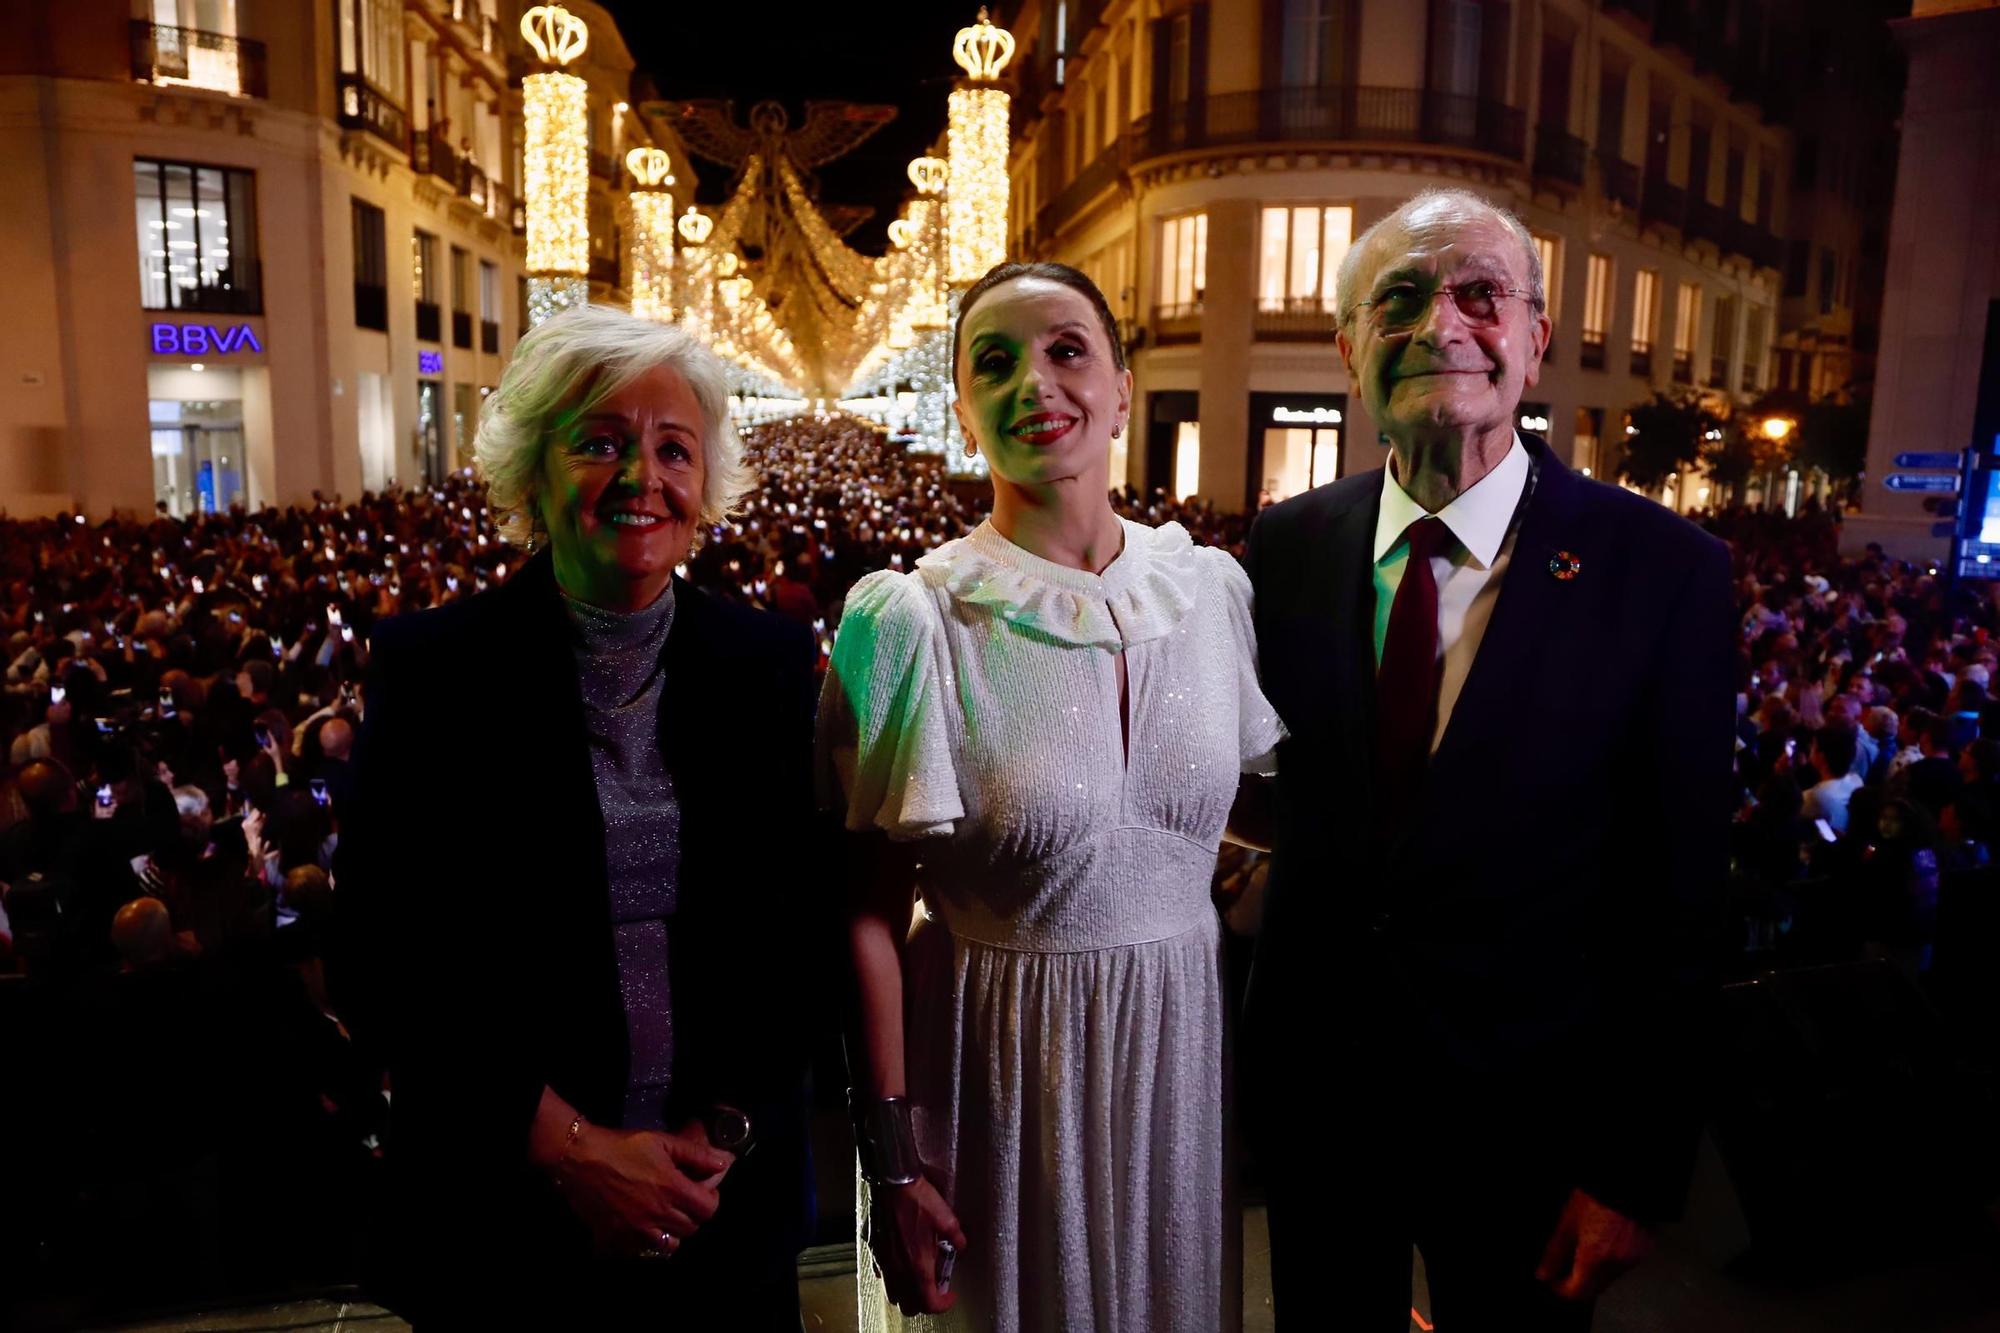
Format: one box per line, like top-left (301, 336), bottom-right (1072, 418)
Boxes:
top-left (331, 549), bottom-right (824, 1322)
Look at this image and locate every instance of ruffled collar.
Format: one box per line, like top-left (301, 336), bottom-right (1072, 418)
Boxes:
top-left (916, 517), bottom-right (1201, 651)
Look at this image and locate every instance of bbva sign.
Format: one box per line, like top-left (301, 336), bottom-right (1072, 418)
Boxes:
top-left (150, 322), bottom-right (264, 356)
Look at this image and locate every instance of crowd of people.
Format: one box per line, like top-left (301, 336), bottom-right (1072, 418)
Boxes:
top-left (0, 414), bottom-right (1992, 1319)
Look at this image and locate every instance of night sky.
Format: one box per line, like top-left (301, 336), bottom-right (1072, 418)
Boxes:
top-left (596, 1), bottom-right (991, 257)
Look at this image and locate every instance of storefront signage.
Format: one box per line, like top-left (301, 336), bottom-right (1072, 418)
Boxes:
top-left (1519, 413), bottom-right (1552, 433)
top-left (1271, 405), bottom-right (1342, 425)
top-left (418, 351), bottom-right (444, 376)
top-left (150, 322), bottom-right (263, 356)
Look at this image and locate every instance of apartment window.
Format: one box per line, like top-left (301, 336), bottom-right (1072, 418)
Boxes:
top-left (1630, 268), bottom-right (1659, 377)
top-left (1573, 406), bottom-right (1603, 478)
top-left (1818, 248), bottom-right (1837, 316)
top-left (136, 0), bottom-right (260, 97)
top-left (1672, 281), bottom-right (1700, 383)
top-left (134, 158), bottom-right (261, 314)
top-left (413, 230), bottom-right (441, 343)
top-left (1282, 0), bottom-right (1350, 87)
top-left (450, 245), bottom-right (472, 349)
top-left (1257, 205), bottom-right (1352, 312)
top-left (351, 197), bottom-right (387, 332)
top-left (1054, 0), bottom-right (1067, 86)
top-left (1429, 0), bottom-right (1485, 98)
top-left (1167, 11), bottom-right (1192, 106)
top-left (479, 259), bottom-right (501, 353)
top-left (337, 0), bottom-right (408, 106)
top-left (1711, 294), bottom-right (1736, 387)
top-left (1580, 253), bottom-right (1612, 369)
top-left (1597, 63), bottom-right (1627, 161)
top-left (1532, 234), bottom-right (1560, 325)
top-left (1742, 306), bottom-right (1767, 393)
top-left (1157, 212), bottom-right (1207, 316)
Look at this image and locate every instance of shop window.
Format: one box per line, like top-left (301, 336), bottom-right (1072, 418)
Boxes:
top-left (134, 158), bottom-right (260, 314)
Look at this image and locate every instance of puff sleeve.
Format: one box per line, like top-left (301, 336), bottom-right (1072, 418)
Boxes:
top-left (815, 569), bottom-right (963, 840)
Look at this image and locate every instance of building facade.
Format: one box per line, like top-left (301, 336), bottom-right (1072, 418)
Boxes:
top-left (0, 0), bottom-right (678, 519)
top-left (1005, 0), bottom-right (1816, 514)
top-left (1847, 0), bottom-right (2000, 560)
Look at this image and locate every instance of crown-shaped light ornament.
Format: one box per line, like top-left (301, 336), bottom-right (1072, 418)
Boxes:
top-left (716, 252), bottom-right (740, 278)
top-left (952, 7), bottom-right (1015, 81)
top-left (520, 4), bottom-right (589, 65)
top-left (887, 219), bottom-right (916, 250)
top-left (677, 207), bottom-right (713, 244)
top-left (908, 157), bottom-right (948, 195)
top-left (625, 148), bottom-right (673, 188)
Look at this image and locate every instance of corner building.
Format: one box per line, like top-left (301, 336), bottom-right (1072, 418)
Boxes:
top-left (1007, 0), bottom-right (1809, 514)
top-left (0, 0), bottom-right (678, 518)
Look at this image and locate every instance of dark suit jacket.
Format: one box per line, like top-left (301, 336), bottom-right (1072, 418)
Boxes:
top-left (330, 551), bottom-right (823, 1323)
top-left (1242, 433), bottom-right (1735, 1223)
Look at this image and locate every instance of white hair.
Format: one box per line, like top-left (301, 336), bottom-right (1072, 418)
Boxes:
top-left (473, 304), bottom-right (752, 548)
top-left (1336, 188), bottom-right (1545, 328)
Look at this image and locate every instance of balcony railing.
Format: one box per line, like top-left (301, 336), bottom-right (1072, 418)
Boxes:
top-left (1533, 125), bottom-right (1588, 187)
top-left (413, 127), bottom-right (462, 190)
top-left (130, 21), bottom-right (267, 99)
top-left (1254, 299), bottom-right (1341, 341)
top-left (481, 319), bottom-right (500, 354)
top-left (1038, 140), bottom-right (1130, 236)
top-left (1132, 85), bottom-right (1525, 165)
top-left (355, 282), bottom-right (388, 333)
top-left (338, 74), bottom-right (410, 153)
top-left (1709, 354), bottom-right (1729, 389)
top-left (465, 166), bottom-right (489, 212)
top-left (1640, 169), bottom-right (1688, 231)
top-left (1600, 155), bottom-right (1641, 211)
top-left (1630, 345), bottom-right (1653, 377)
top-left (1153, 302), bottom-right (1203, 343)
top-left (1579, 336), bottom-right (1607, 370)
top-left (1741, 362), bottom-right (1761, 394)
top-left (1672, 352), bottom-right (1693, 384)
top-left (416, 301), bottom-right (442, 343)
top-left (452, 310), bottom-right (473, 349)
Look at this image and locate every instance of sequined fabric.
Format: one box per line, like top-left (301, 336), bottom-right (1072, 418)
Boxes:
top-left (818, 519), bottom-right (1285, 1333)
top-left (564, 585), bottom-right (680, 1133)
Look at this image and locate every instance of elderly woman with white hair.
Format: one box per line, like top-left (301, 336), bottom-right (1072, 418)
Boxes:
top-left (332, 304), bottom-right (819, 1327)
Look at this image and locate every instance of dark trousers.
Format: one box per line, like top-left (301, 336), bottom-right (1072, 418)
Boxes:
top-left (1263, 1078), bottom-right (1596, 1332)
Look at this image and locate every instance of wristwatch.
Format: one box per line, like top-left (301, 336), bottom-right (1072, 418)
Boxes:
top-left (706, 1104), bottom-right (755, 1158)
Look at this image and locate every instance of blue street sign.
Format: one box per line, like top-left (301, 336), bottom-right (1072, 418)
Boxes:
top-left (1935, 521), bottom-right (1958, 539)
top-left (1894, 451), bottom-right (1962, 470)
top-left (1885, 473), bottom-right (1961, 493)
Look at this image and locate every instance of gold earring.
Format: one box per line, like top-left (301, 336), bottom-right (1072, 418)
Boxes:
top-left (963, 441), bottom-right (977, 458)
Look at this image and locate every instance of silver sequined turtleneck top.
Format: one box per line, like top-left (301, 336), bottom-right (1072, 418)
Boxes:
top-left (563, 583), bottom-right (681, 1132)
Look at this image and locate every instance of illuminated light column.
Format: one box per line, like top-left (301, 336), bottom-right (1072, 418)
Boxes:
top-left (946, 9), bottom-right (1013, 286)
top-left (675, 206), bottom-right (713, 337)
top-left (622, 147), bottom-right (678, 323)
top-left (520, 5), bottom-right (591, 324)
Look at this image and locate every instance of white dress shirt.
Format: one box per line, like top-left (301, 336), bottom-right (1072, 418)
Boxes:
top-left (1372, 434), bottom-right (1533, 753)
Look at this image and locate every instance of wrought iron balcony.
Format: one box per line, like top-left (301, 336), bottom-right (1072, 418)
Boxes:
top-left (452, 310), bottom-right (473, 349)
top-left (1533, 125), bottom-right (1588, 187)
top-left (1600, 155), bottom-right (1641, 212)
top-left (413, 127), bottom-right (462, 191)
top-left (130, 21), bottom-right (267, 99)
top-left (416, 301), bottom-right (442, 343)
top-left (354, 282), bottom-right (388, 333)
top-left (1152, 302), bottom-right (1203, 344)
top-left (1038, 140), bottom-right (1131, 237)
top-left (1254, 299), bottom-right (1341, 342)
top-left (338, 74), bottom-right (410, 154)
top-left (482, 319), bottom-right (501, 354)
top-left (1130, 85), bottom-right (1525, 167)
top-left (1630, 345), bottom-right (1653, 378)
top-left (1640, 170), bottom-right (1688, 231)
top-left (1579, 336), bottom-right (1607, 370)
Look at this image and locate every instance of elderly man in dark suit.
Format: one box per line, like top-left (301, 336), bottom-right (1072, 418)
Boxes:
top-left (1242, 188), bottom-right (1735, 1330)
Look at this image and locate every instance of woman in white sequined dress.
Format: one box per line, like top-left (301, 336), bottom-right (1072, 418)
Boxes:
top-left (818, 263), bottom-right (1285, 1332)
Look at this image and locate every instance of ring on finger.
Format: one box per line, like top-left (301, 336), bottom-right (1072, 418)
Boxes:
top-left (638, 1228), bottom-right (673, 1260)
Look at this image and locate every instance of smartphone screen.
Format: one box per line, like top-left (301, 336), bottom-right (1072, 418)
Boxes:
top-left (1814, 818), bottom-right (1837, 843)
top-left (157, 687), bottom-right (175, 718)
top-left (96, 784), bottom-right (113, 808)
top-left (253, 724), bottom-right (272, 748)
top-left (49, 685), bottom-right (65, 705)
top-left (309, 778), bottom-right (330, 807)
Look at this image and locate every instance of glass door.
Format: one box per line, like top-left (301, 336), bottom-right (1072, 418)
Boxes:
top-left (150, 400), bottom-right (244, 516)
top-left (417, 379), bottom-right (444, 485)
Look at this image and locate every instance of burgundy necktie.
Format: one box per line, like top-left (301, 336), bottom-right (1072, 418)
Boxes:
top-left (1375, 515), bottom-right (1453, 817)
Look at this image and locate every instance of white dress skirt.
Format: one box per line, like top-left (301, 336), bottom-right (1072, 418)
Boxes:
top-left (818, 518), bottom-right (1285, 1333)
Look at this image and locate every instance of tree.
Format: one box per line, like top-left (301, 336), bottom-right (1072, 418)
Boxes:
top-left (1619, 389), bottom-right (1723, 492)
top-left (1796, 394), bottom-right (1872, 485)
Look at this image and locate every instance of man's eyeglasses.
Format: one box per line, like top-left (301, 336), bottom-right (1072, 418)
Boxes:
top-left (1352, 280), bottom-right (1538, 332)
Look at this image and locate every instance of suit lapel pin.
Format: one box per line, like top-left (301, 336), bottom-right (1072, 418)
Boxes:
top-left (1548, 550), bottom-right (1582, 582)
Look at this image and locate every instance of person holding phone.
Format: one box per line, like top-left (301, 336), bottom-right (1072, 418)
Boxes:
top-left (820, 263), bottom-right (1283, 1329)
top-left (331, 305), bottom-right (818, 1327)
